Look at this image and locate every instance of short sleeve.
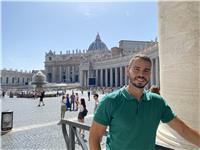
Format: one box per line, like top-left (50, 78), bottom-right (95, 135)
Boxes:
top-left (161, 98), bottom-right (176, 123)
top-left (93, 95), bottom-right (112, 126)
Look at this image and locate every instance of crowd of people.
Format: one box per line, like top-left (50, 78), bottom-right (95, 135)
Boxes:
top-left (59, 90), bottom-right (100, 138)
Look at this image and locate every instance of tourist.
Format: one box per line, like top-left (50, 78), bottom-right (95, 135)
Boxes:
top-left (66, 94), bottom-right (71, 111)
top-left (75, 93), bottom-right (79, 111)
top-left (2, 90), bottom-right (6, 98)
top-left (87, 89), bottom-right (91, 101)
top-left (60, 95), bottom-right (66, 118)
top-left (78, 98), bottom-right (88, 138)
top-left (93, 93), bottom-right (99, 113)
top-left (70, 92), bottom-right (75, 111)
top-left (89, 54), bottom-right (200, 149)
top-left (38, 91), bottom-right (45, 107)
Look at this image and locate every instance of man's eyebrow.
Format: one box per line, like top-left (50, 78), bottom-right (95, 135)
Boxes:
top-left (144, 68), bottom-right (151, 71)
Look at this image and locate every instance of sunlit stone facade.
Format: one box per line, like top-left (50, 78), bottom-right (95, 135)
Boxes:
top-left (0, 69), bottom-right (33, 89)
top-left (45, 33), bottom-right (159, 88)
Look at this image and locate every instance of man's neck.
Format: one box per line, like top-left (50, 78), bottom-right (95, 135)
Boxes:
top-left (127, 85), bottom-right (144, 101)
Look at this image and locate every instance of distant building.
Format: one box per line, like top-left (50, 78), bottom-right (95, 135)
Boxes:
top-left (44, 33), bottom-right (159, 88)
top-left (0, 69), bottom-right (32, 89)
top-left (0, 69), bottom-right (46, 90)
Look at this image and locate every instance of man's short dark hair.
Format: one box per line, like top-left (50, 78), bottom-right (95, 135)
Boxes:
top-left (128, 54), bottom-right (152, 66)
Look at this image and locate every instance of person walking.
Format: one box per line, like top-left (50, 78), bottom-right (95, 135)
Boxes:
top-left (93, 93), bottom-right (99, 113)
top-left (87, 90), bottom-right (91, 101)
top-left (38, 91), bottom-right (45, 107)
top-left (75, 93), bottom-right (79, 111)
top-left (60, 95), bottom-right (66, 118)
top-left (78, 98), bottom-right (88, 138)
top-left (66, 94), bottom-right (71, 111)
top-left (89, 54), bottom-right (200, 150)
top-left (70, 92), bottom-right (75, 111)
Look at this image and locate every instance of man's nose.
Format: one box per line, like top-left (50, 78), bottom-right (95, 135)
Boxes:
top-left (137, 70), bottom-right (145, 77)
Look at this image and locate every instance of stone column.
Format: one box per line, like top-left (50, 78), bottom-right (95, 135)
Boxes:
top-left (59, 66), bottom-right (62, 83)
top-left (100, 69), bottom-right (103, 87)
top-left (72, 65), bottom-right (75, 82)
top-left (105, 68), bottom-right (108, 87)
top-left (95, 69), bottom-right (98, 86)
top-left (155, 57), bottom-right (159, 86)
top-left (67, 66), bottom-right (70, 83)
top-left (115, 68), bottom-right (118, 87)
top-left (150, 58), bottom-right (154, 86)
top-left (125, 66), bottom-right (128, 86)
top-left (52, 66), bottom-right (56, 83)
top-left (110, 68), bottom-right (113, 87)
top-left (158, 1), bottom-right (199, 149)
top-left (80, 70), bottom-right (83, 87)
top-left (120, 67), bottom-right (123, 87)
top-left (83, 71), bottom-right (87, 88)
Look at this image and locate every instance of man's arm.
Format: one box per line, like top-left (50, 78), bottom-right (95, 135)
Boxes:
top-left (167, 116), bottom-right (200, 147)
top-left (89, 121), bottom-right (107, 150)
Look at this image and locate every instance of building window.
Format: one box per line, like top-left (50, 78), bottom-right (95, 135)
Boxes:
top-left (12, 77), bottom-right (15, 84)
top-left (18, 78), bottom-right (20, 83)
top-left (6, 77), bottom-right (9, 84)
top-left (49, 57), bottom-right (52, 61)
top-left (22, 78), bottom-right (24, 83)
top-left (0, 77), bottom-right (2, 83)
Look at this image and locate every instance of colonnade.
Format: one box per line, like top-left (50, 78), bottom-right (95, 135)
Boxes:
top-left (80, 56), bottom-right (160, 88)
top-left (50, 65), bottom-right (78, 83)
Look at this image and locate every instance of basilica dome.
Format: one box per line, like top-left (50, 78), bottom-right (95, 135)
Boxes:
top-left (88, 33), bottom-right (108, 51)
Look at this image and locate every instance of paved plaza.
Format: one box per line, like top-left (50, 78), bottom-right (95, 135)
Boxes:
top-left (1, 90), bottom-right (104, 150)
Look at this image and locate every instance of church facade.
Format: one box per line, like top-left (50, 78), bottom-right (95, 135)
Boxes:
top-left (44, 33), bottom-right (159, 89)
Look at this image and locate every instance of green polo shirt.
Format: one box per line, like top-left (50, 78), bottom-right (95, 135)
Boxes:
top-left (93, 87), bottom-right (176, 150)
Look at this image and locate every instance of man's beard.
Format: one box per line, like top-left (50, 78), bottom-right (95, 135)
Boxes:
top-left (130, 76), bottom-right (149, 89)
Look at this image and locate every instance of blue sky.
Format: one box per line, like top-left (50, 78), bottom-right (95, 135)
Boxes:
top-left (2, 1), bottom-right (157, 71)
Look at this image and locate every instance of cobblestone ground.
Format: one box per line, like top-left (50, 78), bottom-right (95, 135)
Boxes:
top-left (1, 90), bottom-right (105, 150)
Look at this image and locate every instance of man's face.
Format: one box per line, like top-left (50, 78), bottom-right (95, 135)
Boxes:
top-left (127, 58), bottom-right (151, 89)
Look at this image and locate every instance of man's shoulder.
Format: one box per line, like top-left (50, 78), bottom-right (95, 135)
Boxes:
top-left (103, 88), bottom-right (124, 101)
top-left (146, 91), bottom-right (165, 104)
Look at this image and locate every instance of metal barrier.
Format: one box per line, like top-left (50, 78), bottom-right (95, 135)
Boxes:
top-left (60, 117), bottom-right (174, 150)
top-left (60, 118), bottom-right (91, 150)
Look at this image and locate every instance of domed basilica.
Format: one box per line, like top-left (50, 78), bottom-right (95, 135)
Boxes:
top-left (44, 33), bottom-right (159, 88)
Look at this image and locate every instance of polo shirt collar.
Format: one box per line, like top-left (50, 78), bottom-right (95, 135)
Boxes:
top-left (121, 86), bottom-right (151, 102)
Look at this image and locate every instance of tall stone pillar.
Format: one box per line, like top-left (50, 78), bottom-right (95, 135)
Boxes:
top-left (105, 68), bottom-right (108, 87)
top-left (150, 58), bottom-right (154, 86)
top-left (158, 1), bottom-right (199, 149)
top-left (59, 66), bottom-right (62, 83)
top-left (95, 70), bottom-right (98, 87)
top-left (52, 66), bottom-right (56, 83)
top-left (72, 65), bottom-right (75, 82)
top-left (115, 68), bottom-right (118, 87)
top-left (155, 57), bottom-right (159, 86)
top-left (80, 70), bottom-right (83, 87)
top-left (100, 69), bottom-right (103, 87)
top-left (67, 66), bottom-right (70, 83)
top-left (125, 66), bottom-right (128, 86)
top-left (110, 68), bottom-right (113, 87)
top-left (120, 67), bottom-right (123, 87)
